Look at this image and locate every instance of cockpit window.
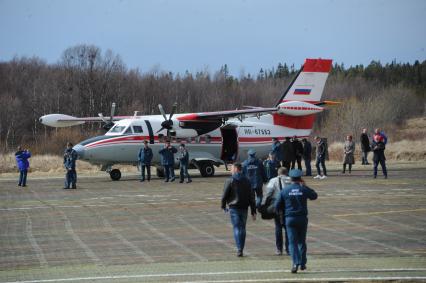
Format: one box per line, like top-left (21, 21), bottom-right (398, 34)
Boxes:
top-left (133, 126), bottom-right (143, 133)
top-left (109, 125), bottom-right (126, 133)
top-left (124, 127), bottom-right (133, 134)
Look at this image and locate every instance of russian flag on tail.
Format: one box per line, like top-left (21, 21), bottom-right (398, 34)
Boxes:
top-left (294, 89), bottom-right (311, 95)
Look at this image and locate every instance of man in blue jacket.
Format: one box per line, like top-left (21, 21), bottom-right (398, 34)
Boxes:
top-left (242, 149), bottom-right (267, 208)
top-left (271, 137), bottom-right (282, 164)
top-left (15, 146), bottom-right (31, 187)
top-left (275, 169), bottom-right (318, 274)
top-left (159, 140), bottom-right (177, 182)
top-left (178, 144), bottom-right (192, 183)
top-left (221, 163), bottom-right (256, 257)
top-left (64, 142), bottom-right (78, 189)
top-left (138, 140), bottom-right (153, 182)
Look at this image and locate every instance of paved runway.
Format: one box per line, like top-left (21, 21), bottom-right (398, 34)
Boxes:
top-left (0, 167), bottom-right (425, 282)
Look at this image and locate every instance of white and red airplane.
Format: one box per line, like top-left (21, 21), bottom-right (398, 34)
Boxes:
top-left (40, 58), bottom-right (337, 180)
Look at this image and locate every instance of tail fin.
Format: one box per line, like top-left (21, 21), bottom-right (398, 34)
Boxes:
top-left (275, 58), bottom-right (332, 105)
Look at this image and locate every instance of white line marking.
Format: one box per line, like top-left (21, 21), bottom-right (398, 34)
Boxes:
top-left (181, 277), bottom-right (426, 283)
top-left (139, 216), bottom-right (208, 262)
top-left (3, 269), bottom-right (426, 283)
top-left (24, 211), bottom-right (48, 267)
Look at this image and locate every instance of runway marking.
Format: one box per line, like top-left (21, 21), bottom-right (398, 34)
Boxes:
top-left (92, 210), bottom-right (155, 263)
top-left (4, 269), bottom-right (426, 283)
top-left (372, 215), bottom-right (426, 232)
top-left (176, 217), bottom-right (257, 258)
top-left (24, 211), bottom-right (48, 267)
top-left (139, 216), bottom-right (208, 262)
top-left (309, 223), bottom-right (410, 255)
top-left (58, 211), bottom-right (102, 264)
top-left (332, 208), bottom-right (426, 217)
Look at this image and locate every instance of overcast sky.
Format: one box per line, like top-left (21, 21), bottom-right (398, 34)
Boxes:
top-left (1, 0), bottom-right (425, 76)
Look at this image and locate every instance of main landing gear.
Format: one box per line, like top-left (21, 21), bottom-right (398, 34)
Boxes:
top-left (105, 165), bottom-right (122, 181)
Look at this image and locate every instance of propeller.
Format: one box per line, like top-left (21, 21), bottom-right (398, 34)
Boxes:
top-left (156, 102), bottom-right (178, 137)
top-left (98, 102), bottom-right (116, 131)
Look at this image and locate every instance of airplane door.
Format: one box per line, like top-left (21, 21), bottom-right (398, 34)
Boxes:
top-left (220, 126), bottom-right (238, 163)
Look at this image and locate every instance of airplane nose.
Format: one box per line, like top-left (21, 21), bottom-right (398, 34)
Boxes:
top-left (73, 144), bottom-right (85, 159)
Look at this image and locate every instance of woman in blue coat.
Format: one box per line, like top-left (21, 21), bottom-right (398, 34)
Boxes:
top-left (15, 146), bottom-right (31, 187)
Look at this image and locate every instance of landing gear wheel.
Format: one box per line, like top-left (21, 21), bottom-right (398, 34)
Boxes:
top-left (199, 162), bottom-right (215, 177)
top-left (110, 169), bottom-right (121, 181)
top-left (156, 167), bottom-right (165, 178)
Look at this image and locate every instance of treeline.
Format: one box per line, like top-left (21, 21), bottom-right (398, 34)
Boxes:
top-left (0, 44), bottom-right (424, 154)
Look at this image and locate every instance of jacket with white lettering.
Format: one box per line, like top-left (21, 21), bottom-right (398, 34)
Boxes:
top-left (275, 182), bottom-right (318, 218)
top-left (242, 157), bottom-right (267, 189)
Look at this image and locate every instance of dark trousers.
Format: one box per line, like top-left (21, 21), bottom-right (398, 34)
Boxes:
top-left (229, 208), bottom-right (248, 252)
top-left (282, 161), bottom-right (291, 172)
top-left (18, 169), bottom-right (28, 186)
top-left (315, 156), bottom-right (327, 176)
top-left (253, 186), bottom-right (263, 208)
top-left (304, 158), bottom-right (312, 176)
top-left (179, 164), bottom-right (191, 182)
top-left (374, 159), bottom-right (387, 177)
top-left (141, 164), bottom-right (151, 181)
top-left (291, 157), bottom-right (302, 170)
top-left (286, 216), bottom-right (308, 267)
top-left (274, 215), bottom-right (289, 254)
top-left (164, 165), bottom-right (175, 181)
top-left (343, 163), bottom-right (352, 173)
top-left (362, 151), bottom-right (369, 164)
top-left (65, 169), bottom-right (77, 188)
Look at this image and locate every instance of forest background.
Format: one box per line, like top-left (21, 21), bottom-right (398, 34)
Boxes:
top-left (0, 44), bottom-right (425, 156)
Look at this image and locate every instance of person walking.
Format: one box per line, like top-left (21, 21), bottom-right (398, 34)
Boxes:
top-left (221, 163), bottom-right (256, 257)
top-left (159, 140), bottom-right (177, 182)
top-left (301, 138), bottom-right (312, 176)
top-left (264, 167), bottom-right (291, 255)
top-left (15, 146), bottom-right (31, 187)
top-left (178, 144), bottom-right (192, 183)
top-left (342, 135), bottom-right (355, 174)
top-left (360, 128), bottom-right (371, 165)
top-left (275, 169), bottom-right (318, 273)
top-left (281, 137), bottom-right (294, 171)
top-left (138, 140), bottom-right (153, 182)
top-left (271, 137), bottom-right (283, 165)
top-left (313, 136), bottom-right (327, 180)
top-left (291, 136), bottom-right (303, 170)
top-left (372, 134), bottom-right (388, 179)
top-left (263, 152), bottom-right (279, 181)
top-left (242, 149), bottom-right (267, 208)
top-left (63, 142), bottom-right (78, 189)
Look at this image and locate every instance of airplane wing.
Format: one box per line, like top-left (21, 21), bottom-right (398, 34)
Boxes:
top-left (177, 107), bottom-right (278, 121)
top-left (39, 114), bottom-right (132, 127)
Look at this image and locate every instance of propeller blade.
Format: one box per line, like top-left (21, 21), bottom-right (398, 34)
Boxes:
top-left (169, 102), bottom-right (178, 120)
top-left (156, 127), bottom-right (166, 134)
top-left (110, 102), bottom-right (116, 122)
top-left (158, 104), bottom-right (168, 121)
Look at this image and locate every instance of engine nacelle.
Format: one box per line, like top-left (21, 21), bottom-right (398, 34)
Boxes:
top-left (39, 114), bottom-right (85, 127)
top-left (277, 101), bottom-right (323, 116)
top-left (171, 128), bottom-right (199, 138)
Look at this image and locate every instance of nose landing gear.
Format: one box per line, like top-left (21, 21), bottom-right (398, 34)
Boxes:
top-left (104, 165), bottom-right (122, 181)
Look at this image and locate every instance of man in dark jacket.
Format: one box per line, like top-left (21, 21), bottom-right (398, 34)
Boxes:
top-left (275, 169), bottom-right (318, 273)
top-left (159, 140), bottom-right (177, 182)
top-left (178, 144), bottom-right (192, 183)
top-left (64, 142), bottom-right (78, 189)
top-left (242, 149), bottom-right (267, 207)
top-left (15, 146), bottom-right (31, 187)
top-left (280, 137), bottom-right (294, 171)
top-left (221, 163), bottom-right (256, 257)
top-left (302, 138), bottom-right (312, 176)
top-left (271, 137), bottom-right (283, 164)
top-left (360, 128), bottom-right (371, 165)
top-left (372, 134), bottom-right (388, 179)
top-left (314, 136), bottom-right (327, 180)
top-left (138, 140), bottom-right (153, 182)
top-left (291, 136), bottom-right (303, 170)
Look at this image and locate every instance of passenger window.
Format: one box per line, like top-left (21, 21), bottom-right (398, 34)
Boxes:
top-left (124, 127), bottom-right (133, 134)
top-left (133, 126), bottom-right (143, 133)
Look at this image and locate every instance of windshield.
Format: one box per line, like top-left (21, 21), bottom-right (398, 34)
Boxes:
top-left (109, 125), bottom-right (126, 133)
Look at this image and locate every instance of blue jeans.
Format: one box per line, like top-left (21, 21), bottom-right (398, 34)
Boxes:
top-left (229, 208), bottom-right (248, 252)
top-left (65, 169), bottom-right (77, 188)
top-left (315, 156), bottom-right (327, 176)
top-left (179, 164), bottom-right (191, 182)
top-left (164, 165), bottom-right (175, 181)
top-left (18, 169), bottom-right (27, 186)
top-left (274, 214), bottom-right (289, 253)
top-left (304, 158), bottom-right (312, 176)
top-left (285, 216), bottom-right (308, 267)
top-left (374, 159), bottom-right (387, 177)
top-left (141, 163), bottom-right (151, 181)
top-left (253, 186), bottom-right (263, 208)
